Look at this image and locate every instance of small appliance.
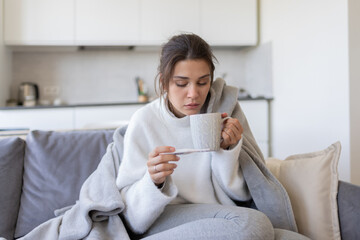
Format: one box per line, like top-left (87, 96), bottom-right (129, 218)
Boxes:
top-left (18, 82), bottom-right (39, 106)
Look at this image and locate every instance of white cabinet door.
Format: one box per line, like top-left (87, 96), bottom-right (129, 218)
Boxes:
top-left (0, 108), bottom-right (74, 130)
top-left (4, 0), bottom-right (74, 45)
top-left (74, 105), bottom-right (143, 129)
top-left (4, 0), bottom-right (257, 46)
top-left (200, 0), bottom-right (257, 46)
top-left (76, 0), bottom-right (140, 45)
top-left (239, 101), bottom-right (268, 142)
top-left (140, 0), bottom-right (200, 45)
top-left (0, 104), bottom-right (143, 131)
top-left (239, 100), bottom-right (269, 157)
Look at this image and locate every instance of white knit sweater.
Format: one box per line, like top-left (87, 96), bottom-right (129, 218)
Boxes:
top-left (116, 80), bottom-right (251, 234)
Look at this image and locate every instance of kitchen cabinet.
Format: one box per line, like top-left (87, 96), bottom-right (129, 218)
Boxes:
top-left (4, 0), bottom-right (257, 46)
top-left (76, 0), bottom-right (140, 45)
top-left (137, 0), bottom-right (257, 46)
top-left (239, 100), bottom-right (271, 158)
top-left (139, 0), bottom-right (201, 45)
top-left (0, 99), bottom-right (271, 157)
top-left (0, 104), bottom-right (144, 130)
top-left (4, 0), bottom-right (74, 45)
top-left (200, 0), bottom-right (257, 46)
top-left (74, 105), bottom-right (142, 128)
top-left (0, 108), bottom-right (74, 130)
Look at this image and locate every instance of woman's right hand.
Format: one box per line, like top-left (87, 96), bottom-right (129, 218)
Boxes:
top-left (147, 146), bottom-right (179, 187)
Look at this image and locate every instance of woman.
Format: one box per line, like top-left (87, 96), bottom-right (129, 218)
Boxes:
top-left (116, 34), bottom-right (308, 239)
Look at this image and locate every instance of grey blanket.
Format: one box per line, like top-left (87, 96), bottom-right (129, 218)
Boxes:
top-left (209, 78), bottom-right (298, 232)
top-left (18, 80), bottom-right (298, 239)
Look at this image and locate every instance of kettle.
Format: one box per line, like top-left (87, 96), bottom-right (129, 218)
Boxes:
top-left (18, 82), bottom-right (39, 106)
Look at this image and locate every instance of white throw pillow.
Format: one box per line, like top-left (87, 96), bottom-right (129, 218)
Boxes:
top-left (266, 142), bottom-right (341, 240)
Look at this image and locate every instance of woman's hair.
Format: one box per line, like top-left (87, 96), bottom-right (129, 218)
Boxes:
top-left (155, 33), bottom-right (217, 100)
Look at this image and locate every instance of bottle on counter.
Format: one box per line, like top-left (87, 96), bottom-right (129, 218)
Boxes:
top-left (135, 77), bottom-right (149, 103)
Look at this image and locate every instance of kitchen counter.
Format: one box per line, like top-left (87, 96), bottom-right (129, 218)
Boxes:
top-left (0, 101), bottom-right (148, 110)
top-left (238, 96), bottom-right (273, 101)
top-left (0, 97), bottom-right (273, 110)
top-left (0, 97), bottom-right (273, 157)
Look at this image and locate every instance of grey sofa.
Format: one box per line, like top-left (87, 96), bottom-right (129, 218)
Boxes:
top-left (0, 128), bottom-right (359, 240)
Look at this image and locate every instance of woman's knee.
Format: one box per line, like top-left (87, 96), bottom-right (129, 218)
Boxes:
top-left (247, 209), bottom-right (274, 240)
top-left (216, 206), bottom-right (274, 240)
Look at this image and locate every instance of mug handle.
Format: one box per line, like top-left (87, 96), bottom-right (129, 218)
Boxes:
top-left (221, 116), bottom-right (231, 124)
top-left (220, 116), bottom-right (231, 142)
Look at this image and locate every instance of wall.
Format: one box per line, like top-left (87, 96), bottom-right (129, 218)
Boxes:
top-left (0, 0), bottom-right (11, 106)
top-left (11, 49), bottom-right (158, 104)
top-left (349, 0), bottom-right (360, 185)
top-left (259, 0), bottom-right (351, 181)
top-left (242, 42), bottom-right (273, 98)
top-left (10, 48), bottom-right (269, 105)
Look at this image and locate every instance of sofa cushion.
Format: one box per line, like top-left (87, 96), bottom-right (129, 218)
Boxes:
top-left (15, 129), bottom-right (115, 238)
top-left (0, 137), bottom-right (25, 240)
top-left (338, 180), bottom-right (360, 240)
top-left (266, 142), bottom-right (341, 240)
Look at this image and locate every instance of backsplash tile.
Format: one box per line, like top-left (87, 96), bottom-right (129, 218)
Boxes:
top-left (11, 46), bottom-right (271, 105)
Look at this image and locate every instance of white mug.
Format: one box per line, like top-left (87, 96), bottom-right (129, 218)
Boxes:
top-left (190, 113), bottom-right (230, 151)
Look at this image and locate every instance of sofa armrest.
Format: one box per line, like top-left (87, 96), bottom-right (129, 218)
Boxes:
top-left (338, 180), bottom-right (360, 240)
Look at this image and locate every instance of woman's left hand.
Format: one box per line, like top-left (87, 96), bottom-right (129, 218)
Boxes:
top-left (220, 113), bottom-right (243, 150)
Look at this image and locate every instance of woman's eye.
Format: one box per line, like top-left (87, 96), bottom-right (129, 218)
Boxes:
top-left (176, 82), bottom-right (187, 87)
top-left (198, 81), bottom-right (208, 86)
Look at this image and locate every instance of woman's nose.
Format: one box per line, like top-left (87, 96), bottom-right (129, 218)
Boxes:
top-left (187, 85), bottom-right (199, 98)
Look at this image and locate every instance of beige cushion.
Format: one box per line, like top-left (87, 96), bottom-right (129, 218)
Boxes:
top-left (266, 142), bottom-right (341, 240)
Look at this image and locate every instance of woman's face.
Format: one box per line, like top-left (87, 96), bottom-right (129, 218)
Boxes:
top-left (167, 59), bottom-right (211, 118)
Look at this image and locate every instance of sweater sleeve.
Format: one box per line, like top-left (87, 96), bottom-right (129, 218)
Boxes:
top-left (115, 108), bottom-right (178, 234)
top-left (120, 171), bottom-right (177, 233)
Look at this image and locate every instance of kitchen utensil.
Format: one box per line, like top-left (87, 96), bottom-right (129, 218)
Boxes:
top-left (18, 82), bottom-right (39, 106)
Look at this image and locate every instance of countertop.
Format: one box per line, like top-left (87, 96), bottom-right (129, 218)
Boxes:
top-left (0, 97), bottom-right (273, 111)
top-left (0, 101), bottom-right (148, 110)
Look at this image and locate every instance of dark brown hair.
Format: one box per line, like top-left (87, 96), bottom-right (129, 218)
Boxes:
top-left (155, 33), bottom-right (217, 101)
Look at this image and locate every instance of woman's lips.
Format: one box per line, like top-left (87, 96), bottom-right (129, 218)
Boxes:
top-left (184, 103), bottom-right (200, 109)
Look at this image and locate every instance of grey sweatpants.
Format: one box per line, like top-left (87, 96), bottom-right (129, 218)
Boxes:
top-left (136, 204), bottom-right (310, 240)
